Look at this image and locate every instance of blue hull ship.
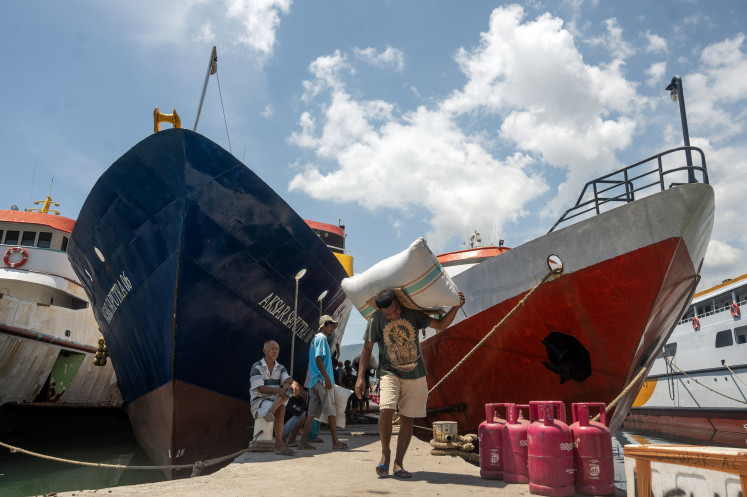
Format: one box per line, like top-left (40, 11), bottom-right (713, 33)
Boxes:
top-left (68, 128), bottom-right (352, 477)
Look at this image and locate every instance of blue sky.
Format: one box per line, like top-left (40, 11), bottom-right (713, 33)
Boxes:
top-left (2, 1), bottom-right (746, 346)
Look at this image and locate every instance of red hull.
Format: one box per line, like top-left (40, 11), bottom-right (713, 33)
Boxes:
top-left (422, 237), bottom-right (697, 435)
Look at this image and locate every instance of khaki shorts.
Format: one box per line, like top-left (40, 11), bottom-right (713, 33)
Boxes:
top-left (379, 375), bottom-right (427, 418)
top-left (308, 382), bottom-right (337, 418)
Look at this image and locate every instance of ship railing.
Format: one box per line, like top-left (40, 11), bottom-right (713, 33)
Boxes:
top-left (549, 146), bottom-right (708, 232)
top-left (325, 244), bottom-right (354, 256)
top-left (677, 297), bottom-right (747, 326)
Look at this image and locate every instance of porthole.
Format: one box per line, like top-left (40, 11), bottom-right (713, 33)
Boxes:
top-left (94, 247), bottom-right (106, 263)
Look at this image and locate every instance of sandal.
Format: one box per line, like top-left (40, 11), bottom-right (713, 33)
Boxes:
top-left (393, 468), bottom-right (412, 479)
top-left (275, 447), bottom-right (295, 456)
top-left (297, 443), bottom-right (317, 450)
top-left (375, 463), bottom-right (389, 477)
top-left (308, 437), bottom-right (324, 443)
top-left (332, 441), bottom-right (349, 450)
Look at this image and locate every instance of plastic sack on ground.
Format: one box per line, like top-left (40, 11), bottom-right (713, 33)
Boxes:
top-left (341, 237), bottom-right (460, 319)
top-left (316, 385), bottom-right (352, 428)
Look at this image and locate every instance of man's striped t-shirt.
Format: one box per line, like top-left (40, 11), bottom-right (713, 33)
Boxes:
top-left (249, 357), bottom-right (290, 406)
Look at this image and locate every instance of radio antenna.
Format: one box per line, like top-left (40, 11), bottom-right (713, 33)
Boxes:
top-left (27, 163), bottom-right (37, 211)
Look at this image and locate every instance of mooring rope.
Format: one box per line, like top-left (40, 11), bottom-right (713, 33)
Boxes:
top-left (428, 269), bottom-right (556, 396)
top-left (722, 361), bottom-right (747, 388)
top-left (429, 434), bottom-right (480, 463)
top-left (0, 430), bottom-right (265, 477)
top-left (662, 352), bottom-right (747, 405)
top-left (589, 364), bottom-right (650, 423)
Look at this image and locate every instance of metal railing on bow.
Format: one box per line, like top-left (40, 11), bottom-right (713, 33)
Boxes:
top-left (549, 146), bottom-right (708, 233)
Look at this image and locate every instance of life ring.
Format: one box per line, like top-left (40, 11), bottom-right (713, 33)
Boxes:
top-left (692, 316), bottom-right (700, 330)
top-left (731, 302), bottom-right (740, 318)
top-left (3, 247), bottom-right (29, 268)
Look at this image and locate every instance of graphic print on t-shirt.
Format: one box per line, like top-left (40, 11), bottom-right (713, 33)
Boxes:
top-left (383, 318), bottom-right (419, 372)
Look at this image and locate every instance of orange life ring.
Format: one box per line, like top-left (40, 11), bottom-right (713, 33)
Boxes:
top-left (731, 302), bottom-right (740, 318)
top-left (692, 316), bottom-right (700, 330)
top-left (3, 247), bottom-right (29, 268)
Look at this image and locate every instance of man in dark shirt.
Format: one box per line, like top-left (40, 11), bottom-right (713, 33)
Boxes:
top-left (282, 381), bottom-right (307, 447)
top-left (341, 360), bottom-right (358, 421)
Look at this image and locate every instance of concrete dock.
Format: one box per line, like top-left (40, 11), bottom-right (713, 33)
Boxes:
top-left (54, 423), bottom-right (623, 497)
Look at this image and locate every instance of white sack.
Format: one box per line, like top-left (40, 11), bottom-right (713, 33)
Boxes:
top-left (341, 237), bottom-right (460, 320)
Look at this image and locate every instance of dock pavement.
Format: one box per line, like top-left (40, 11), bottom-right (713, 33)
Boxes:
top-left (54, 423), bottom-right (624, 497)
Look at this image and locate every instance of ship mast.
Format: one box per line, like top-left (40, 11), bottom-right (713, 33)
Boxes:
top-left (27, 179), bottom-right (60, 215)
top-left (193, 46), bottom-right (218, 132)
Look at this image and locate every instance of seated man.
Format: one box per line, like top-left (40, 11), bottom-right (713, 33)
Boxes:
top-left (282, 381), bottom-right (307, 447)
top-left (249, 339), bottom-right (295, 456)
top-left (341, 360), bottom-right (358, 421)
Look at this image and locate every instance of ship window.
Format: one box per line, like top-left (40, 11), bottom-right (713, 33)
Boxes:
top-left (61, 236), bottom-right (69, 252)
top-left (37, 232), bottom-right (53, 248)
top-left (0, 230), bottom-right (3, 243)
top-left (735, 326), bottom-right (747, 345)
top-left (4, 230), bottom-right (19, 245)
top-left (715, 330), bottom-right (733, 348)
top-left (21, 231), bottom-right (36, 247)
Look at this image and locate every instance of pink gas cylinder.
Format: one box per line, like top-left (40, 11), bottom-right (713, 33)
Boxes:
top-left (502, 403), bottom-right (531, 483)
top-left (479, 403), bottom-right (512, 479)
top-left (570, 403), bottom-right (615, 495)
top-left (527, 401), bottom-right (575, 497)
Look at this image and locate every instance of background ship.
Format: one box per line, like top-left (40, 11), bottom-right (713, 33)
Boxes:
top-left (626, 274), bottom-right (747, 446)
top-left (421, 145), bottom-right (714, 436)
top-left (0, 200), bottom-right (121, 407)
top-left (67, 128), bottom-right (353, 477)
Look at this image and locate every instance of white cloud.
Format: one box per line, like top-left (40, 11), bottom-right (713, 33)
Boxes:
top-left (586, 17), bottom-right (635, 60)
top-left (353, 46), bottom-right (405, 72)
top-left (645, 31), bottom-right (667, 54)
top-left (301, 50), bottom-right (353, 102)
top-left (196, 22), bottom-right (215, 44)
top-left (441, 6), bottom-right (643, 217)
top-left (288, 92), bottom-right (547, 248)
top-left (701, 239), bottom-right (745, 288)
top-left (645, 61), bottom-right (667, 87)
top-left (699, 34), bottom-right (747, 102)
top-left (674, 36), bottom-right (747, 287)
top-left (287, 5), bottom-right (651, 247)
top-left (110, 0), bottom-right (292, 63)
top-left (225, 0), bottom-right (292, 60)
top-left (261, 103), bottom-right (274, 117)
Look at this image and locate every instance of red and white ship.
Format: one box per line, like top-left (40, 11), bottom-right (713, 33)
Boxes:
top-left (421, 146), bottom-right (714, 436)
top-left (0, 198), bottom-right (121, 407)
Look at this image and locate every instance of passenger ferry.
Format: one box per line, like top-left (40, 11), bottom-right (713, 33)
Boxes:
top-left (626, 274), bottom-right (747, 445)
top-left (0, 198), bottom-right (121, 407)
